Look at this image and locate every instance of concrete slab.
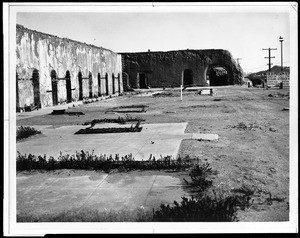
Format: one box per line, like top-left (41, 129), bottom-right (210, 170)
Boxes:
top-left (16, 122), bottom-right (218, 160)
top-left (191, 133), bottom-right (219, 141)
top-left (17, 171), bottom-right (190, 218)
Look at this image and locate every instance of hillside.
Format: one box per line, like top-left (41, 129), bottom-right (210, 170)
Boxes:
top-left (247, 65), bottom-right (290, 77)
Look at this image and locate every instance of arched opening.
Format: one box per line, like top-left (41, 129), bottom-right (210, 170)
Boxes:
top-left (50, 70), bottom-right (58, 106)
top-left (97, 73), bottom-right (101, 96)
top-left (78, 71), bottom-right (83, 100)
top-left (105, 73), bottom-right (109, 96)
top-left (118, 73), bottom-right (121, 93)
top-left (32, 69), bottom-right (41, 108)
top-left (183, 69), bottom-right (193, 86)
top-left (66, 70), bottom-right (72, 103)
top-left (88, 72), bottom-right (93, 98)
top-left (112, 73), bottom-right (115, 94)
top-left (207, 66), bottom-right (229, 86)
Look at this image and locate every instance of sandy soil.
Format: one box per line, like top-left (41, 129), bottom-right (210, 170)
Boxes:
top-left (17, 86), bottom-right (290, 221)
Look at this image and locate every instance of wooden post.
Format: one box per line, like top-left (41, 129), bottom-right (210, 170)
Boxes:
top-left (180, 85), bottom-right (183, 101)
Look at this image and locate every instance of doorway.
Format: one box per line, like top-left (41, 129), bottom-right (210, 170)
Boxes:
top-left (112, 73), bottom-right (115, 94)
top-left (51, 70), bottom-right (58, 106)
top-left (32, 69), bottom-right (41, 107)
top-left (88, 72), bottom-right (93, 98)
top-left (78, 71), bottom-right (83, 100)
top-left (97, 73), bottom-right (101, 96)
top-left (118, 73), bottom-right (121, 92)
top-left (66, 71), bottom-right (72, 103)
top-left (183, 69), bottom-right (193, 86)
top-left (139, 73), bottom-right (147, 89)
top-left (105, 73), bottom-right (109, 95)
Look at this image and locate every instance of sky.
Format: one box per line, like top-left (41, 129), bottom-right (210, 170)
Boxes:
top-left (16, 5), bottom-right (293, 73)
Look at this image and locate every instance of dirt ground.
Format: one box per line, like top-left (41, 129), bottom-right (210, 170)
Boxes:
top-left (17, 85), bottom-right (290, 221)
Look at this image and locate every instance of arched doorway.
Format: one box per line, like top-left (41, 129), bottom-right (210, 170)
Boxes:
top-left (66, 71), bottom-right (72, 103)
top-left (105, 73), bottom-right (109, 96)
top-left (112, 73), bottom-right (115, 94)
top-left (207, 66), bottom-right (229, 86)
top-left (51, 70), bottom-right (58, 106)
top-left (118, 73), bottom-right (121, 93)
top-left (97, 73), bottom-right (101, 96)
top-left (78, 71), bottom-right (83, 100)
top-left (32, 69), bottom-right (41, 108)
top-left (183, 69), bottom-right (193, 86)
top-left (88, 72), bottom-right (93, 98)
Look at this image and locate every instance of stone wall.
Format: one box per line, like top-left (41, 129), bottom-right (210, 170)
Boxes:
top-left (121, 49), bottom-right (243, 88)
top-left (16, 24), bottom-right (122, 109)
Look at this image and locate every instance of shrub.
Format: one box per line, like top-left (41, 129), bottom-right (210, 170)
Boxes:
top-left (183, 163), bottom-right (214, 193)
top-left (153, 194), bottom-right (250, 222)
top-left (82, 115), bottom-right (145, 126)
top-left (16, 151), bottom-right (195, 172)
top-left (16, 126), bottom-right (41, 141)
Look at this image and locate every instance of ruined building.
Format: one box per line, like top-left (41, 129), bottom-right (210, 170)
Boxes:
top-left (16, 24), bottom-right (123, 110)
top-left (16, 25), bottom-right (243, 111)
top-left (121, 50), bottom-right (243, 88)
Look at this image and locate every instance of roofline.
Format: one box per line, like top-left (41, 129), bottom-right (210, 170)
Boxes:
top-left (16, 24), bottom-right (118, 55)
top-left (118, 49), bottom-right (230, 54)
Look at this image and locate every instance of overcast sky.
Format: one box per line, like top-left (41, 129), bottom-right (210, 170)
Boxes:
top-left (16, 4), bottom-right (294, 73)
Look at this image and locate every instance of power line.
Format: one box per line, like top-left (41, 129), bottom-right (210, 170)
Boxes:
top-left (262, 48), bottom-right (277, 71)
top-left (243, 65), bottom-right (268, 71)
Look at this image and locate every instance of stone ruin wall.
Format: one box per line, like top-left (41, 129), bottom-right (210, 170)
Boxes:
top-left (16, 24), bottom-right (122, 109)
top-left (121, 49), bottom-right (243, 88)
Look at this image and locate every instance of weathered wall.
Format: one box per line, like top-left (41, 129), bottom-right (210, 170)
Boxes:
top-left (16, 24), bottom-right (123, 108)
top-left (17, 79), bottom-right (34, 108)
top-left (121, 49), bottom-right (243, 88)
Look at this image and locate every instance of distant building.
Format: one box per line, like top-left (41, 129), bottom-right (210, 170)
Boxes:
top-left (120, 49), bottom-right (243, 88)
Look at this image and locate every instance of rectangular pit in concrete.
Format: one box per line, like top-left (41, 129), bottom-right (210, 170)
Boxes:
top-left (106, 105), bottom-right (149, 114)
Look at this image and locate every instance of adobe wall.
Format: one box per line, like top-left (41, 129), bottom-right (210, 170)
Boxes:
top-left (16, 24), bottom-right (123, 109)
top-left (121, 49), bottom-right (243, 88)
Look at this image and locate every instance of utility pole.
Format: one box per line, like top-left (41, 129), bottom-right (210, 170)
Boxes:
top-left (279, 36), bottom-right (284, 71)
top-left (235, 58), bottom-right (242, 65)
top-left (262, 48), bottom-right (277, 71)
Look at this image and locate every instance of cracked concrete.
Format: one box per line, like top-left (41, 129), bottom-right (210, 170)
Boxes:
top-left (17, 170), bottom-right (189, 218)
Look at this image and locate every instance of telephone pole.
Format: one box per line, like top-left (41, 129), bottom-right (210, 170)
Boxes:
top-left (262, 48), bottom-right (277, 71)
top-left (279, 36), bottom-right (284, 71)
top-left (235, 58), bottom-right (242, 65)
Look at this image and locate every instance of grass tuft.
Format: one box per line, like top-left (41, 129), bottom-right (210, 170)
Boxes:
top-left (16, 126), bottom-right (41, 141)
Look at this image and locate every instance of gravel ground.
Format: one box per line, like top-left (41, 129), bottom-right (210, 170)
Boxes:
top-left (17, 85), bottom-right (291, 221)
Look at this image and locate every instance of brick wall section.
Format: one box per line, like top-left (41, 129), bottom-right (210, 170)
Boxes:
top-left (16, 24), bottom-right (122, 108)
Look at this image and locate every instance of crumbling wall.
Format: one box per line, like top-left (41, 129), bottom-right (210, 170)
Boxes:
top-left (17, 79), bottom-right (34, 108)
top-left (121, 49), bottom-right (243, 88)
top-left (16, 24), bottom-right (123, 108)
